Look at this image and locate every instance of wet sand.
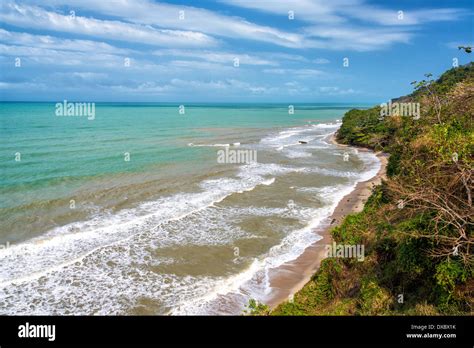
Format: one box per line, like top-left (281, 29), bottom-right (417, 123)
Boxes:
top-left (265, 133), bottom-right (388, 309)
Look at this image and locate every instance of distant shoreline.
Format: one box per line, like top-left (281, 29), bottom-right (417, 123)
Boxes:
top-left (265, 132), bottom-right (388, 310)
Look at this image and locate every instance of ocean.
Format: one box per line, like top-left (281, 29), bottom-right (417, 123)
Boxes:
top-left (0, 102), bottom-right (380, 315)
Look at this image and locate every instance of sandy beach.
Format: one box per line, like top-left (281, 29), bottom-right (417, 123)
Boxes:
top-left (265, 133), bottom-right (388, 309)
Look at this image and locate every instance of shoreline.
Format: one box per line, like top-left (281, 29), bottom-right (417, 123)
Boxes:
top-left (264, 132), bottom-right (388, 310)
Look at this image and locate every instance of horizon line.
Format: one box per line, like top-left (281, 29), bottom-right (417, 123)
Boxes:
top-left (0, 100), bottom-right (379, 105)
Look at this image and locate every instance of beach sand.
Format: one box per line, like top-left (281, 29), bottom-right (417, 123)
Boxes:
top-left (265, 133), bottom-right (388, 309)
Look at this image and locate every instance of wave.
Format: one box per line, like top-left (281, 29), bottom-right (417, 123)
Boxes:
top-left (0, 167), bottom-right (282, 286)
top-left (168, 126), bottom-right (381, 314)
top-left (188, 143), bottom-right (231, 147)
top-left (0, 121), bottom-right (381, 315)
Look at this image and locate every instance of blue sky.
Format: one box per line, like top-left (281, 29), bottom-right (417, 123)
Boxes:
top-left (0, 0), bottom-right (472, 102)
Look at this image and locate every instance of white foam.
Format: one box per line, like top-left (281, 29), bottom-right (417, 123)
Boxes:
top-left (169, 203), bottom-right (330, 314)
top-left (167, 125), bottom-right (383, 314)
top-left (188, 143), bottom-right (230, 147)
top-left (0, 167), bottom-right (282, 287)
top-left (0, 121), bottom-right (382, 315)
top-left (283, 149), bottom-right (313, 159)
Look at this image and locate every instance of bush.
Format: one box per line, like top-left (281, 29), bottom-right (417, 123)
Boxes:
top-left (358, 278), bottom-right (393, 315)
top-left (265, 63), bottom-right (473, 316)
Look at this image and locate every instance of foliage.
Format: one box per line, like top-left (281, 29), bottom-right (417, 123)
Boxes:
top-left (268, 62), bottom-right (473, 316)
top-left (244, 299), bottom-right (270, 315)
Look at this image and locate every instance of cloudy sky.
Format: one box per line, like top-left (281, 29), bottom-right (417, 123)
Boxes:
top-left (0, 0), bottom-right (472, 102)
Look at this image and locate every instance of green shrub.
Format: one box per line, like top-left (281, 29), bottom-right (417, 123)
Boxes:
top-left (358, 278), bottom-right (393, 315)
top-left (264, 63), bottom-right (474, 316)
top-left (435, 259), bottom-right (469, 297)
top-left (244, 299), bottom-right (270, 316)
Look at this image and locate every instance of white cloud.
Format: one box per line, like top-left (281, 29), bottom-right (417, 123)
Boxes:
top-left (222, 0), bottom-right (465, 50)
top-left (109, 82), bottom-right (174, 95)
top-left (153, 49), bottom-right (278, 66)
top-left (0, 2), bottom-right (218, 48)
top-left (5, 0), bottom-right (462, 53)
top-left (106, 78), bottom-right (273, 95)
top-left (446, 41), bottom-right (474, 49)
top-left (221, 0), bottom-right (346, 24)
top-left (283, 81), bottom-right (310, 95)
top-left (0, 41), bottom-right (235, 77)
top-left (167, 59), bottom-right (232, 72)
top-left (265, 53), bottom-right (309, 62)
top-left (263, 68), bottom-right (324, 77)
top-left (344, 7), bottom-right (465, 26)
top-left (19, 0), bottom-right (308, 48)
top-left (61, 72), bottom-right (108, 80)
top-left (222, 0), bottom-right (465, 26)
top-left (0, 44), bottom-right (127, 66)
top-left (0, 0), bottom-right (467, 101)
top-left (303, 25), bottom-right (412, 51)
top-left (0, 81), bottom-right (46, 89)
top-left (313, 58), bottom-right (330, 64)
top-left (0, 29), bottom-right (130, 54)
top-left (319, 86), bottom-right (357, 95)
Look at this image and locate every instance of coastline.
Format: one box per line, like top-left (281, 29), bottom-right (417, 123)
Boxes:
top-left (264, 132), bottom-right (388, 310)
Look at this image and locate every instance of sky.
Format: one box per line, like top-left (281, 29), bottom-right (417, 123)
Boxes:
top-left (0, 0), bottom-right (472, 103)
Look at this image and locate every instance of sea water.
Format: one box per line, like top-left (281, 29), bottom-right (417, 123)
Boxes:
top-left (0, 102), bottom-right (379, 315)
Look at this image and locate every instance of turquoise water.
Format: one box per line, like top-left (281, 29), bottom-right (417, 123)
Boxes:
top-left (1, 103), bottom-right (354, 178)
top-left (0, 102), bottom-right (379, 315)
top-left (1, 102), bottom-right (354, 202)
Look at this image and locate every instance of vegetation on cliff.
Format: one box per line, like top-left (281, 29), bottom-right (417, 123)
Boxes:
top-left (257, 62), bottom-right (473, 316)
